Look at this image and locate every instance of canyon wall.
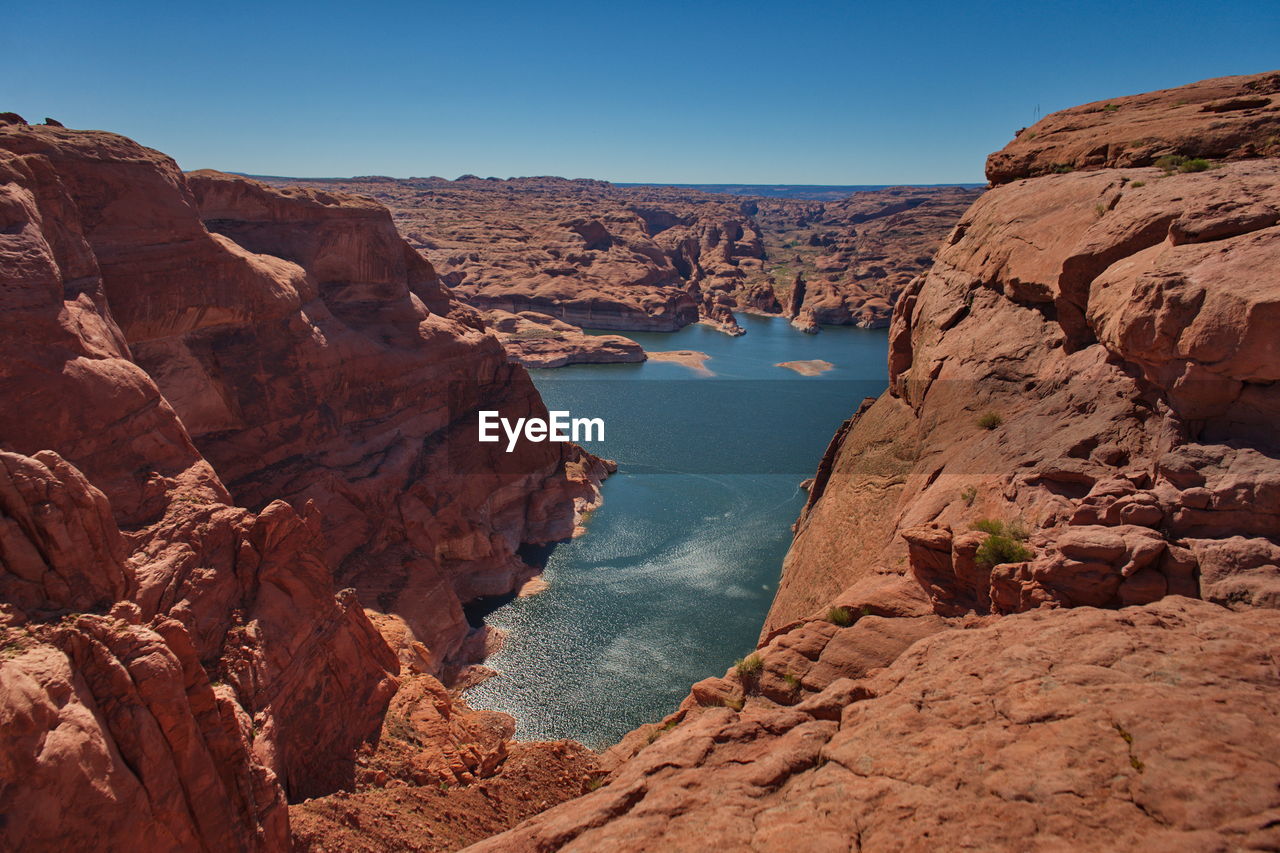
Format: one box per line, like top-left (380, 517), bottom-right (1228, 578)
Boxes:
top-left (266, 176), bottom-right (775, 337)
top-left (755, 185), bottom-right (983, 330)
top-left (471, 71), bottom-right (1280, 852)
top-left (270, 176), bottom-right (977, 356)
top-left (0, 118), bottom-right (603, 849)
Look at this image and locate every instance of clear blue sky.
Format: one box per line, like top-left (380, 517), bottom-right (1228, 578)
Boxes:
top-left (5, 0), bottom-right (1278, 183)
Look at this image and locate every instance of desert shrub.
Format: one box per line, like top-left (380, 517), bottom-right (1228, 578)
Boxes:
top-left (827, 606), bottom-right (855, 626)
top-left (1050, 163), bottom-right (1074, 174)
top-left (722, 695), bottom-right (745, 711)
top-left (1102, 103), bottom-right (1120, 112)
top-left (645, 719), bottom-right (678, 744)
top-left (971, 518), bottom-right (1005, 536)
top-left (509, 328), bottom-right (560, 341)
top-left (975, 535), bottom-right (1034, 569)
top-left (734, 653), bottom-right (763, 678)
top-left (971, 518), bottom-right (1030, 541)
top-left (1153, 154), bottom-right (1210, 174)
top-left (977, 411), bottom-right (1003, 430)
top-left (960, 485), bottom-right (978, 506)
top-left (783, 673), bottom-right (801, 689)
top-left (1129, 180), bottom-right (1146, 188)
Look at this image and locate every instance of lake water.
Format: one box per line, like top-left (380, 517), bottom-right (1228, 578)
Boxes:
top-left (465, 314), bottom-right (887, 747)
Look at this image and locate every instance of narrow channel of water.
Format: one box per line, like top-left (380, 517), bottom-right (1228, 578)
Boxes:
top-left (465, 314), bottom-right (888, 747)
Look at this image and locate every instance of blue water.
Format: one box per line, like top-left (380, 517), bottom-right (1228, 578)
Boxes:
top-left (465, 315), bottom-right (887, 747)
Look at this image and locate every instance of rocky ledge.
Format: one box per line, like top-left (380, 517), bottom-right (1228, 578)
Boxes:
top-left (987, 70), bottom-right (1280, 183)
top-left (475, 598), bottom-right (1280, 851)
top-left (482, 309), bottom-right (645, 368)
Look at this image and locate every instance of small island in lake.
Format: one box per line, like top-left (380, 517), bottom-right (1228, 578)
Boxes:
top-left (648, 350), bottom-right (714, 376)
top-left (777, 359), bottom-right (835, 376)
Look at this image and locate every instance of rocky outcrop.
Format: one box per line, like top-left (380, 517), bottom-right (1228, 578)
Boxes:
top-left (291, 740), bottom-right (600, 853)
top-left (987, 70), bottom-right (1280, 183)
top-left (0, 122), bottom-right (604, 849)
top-left (482, 310), bottom-right (645, 368)
top-left (471, 598), bottom-right (1280, 852)
top-left (757, 186), bottom-right (983, 329)
top-left (2, 606), bottom-right (289, 851)
top-left (769, 151), bottom-right (1280, 634)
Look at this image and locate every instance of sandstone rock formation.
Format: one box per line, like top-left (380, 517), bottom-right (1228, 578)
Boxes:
top-left (758, 186), bottom-right (983, 328)
top-left (0, 121), bottom-right (603, 849)
top-left (769, 100), bottom-right (1280, 632)
top-left (482, 310), bottom-right (645, 368)
top-left (987, 70), bottom-right (1280, 183)
top-left (271, 176), bottom-right (975, 343)
top-left (266, 176), bottom-right (772, 336)
top-left (472, 598), bottom-right (1280, 852)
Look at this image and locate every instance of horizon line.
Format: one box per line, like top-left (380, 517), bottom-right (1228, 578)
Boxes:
top-left (225, 171), bottom-right (988, 189)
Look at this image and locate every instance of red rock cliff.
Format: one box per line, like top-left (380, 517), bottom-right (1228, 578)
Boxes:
top-left (0, 119), bottom-right (604, 849)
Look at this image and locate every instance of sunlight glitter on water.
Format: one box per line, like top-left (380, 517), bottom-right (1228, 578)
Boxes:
top-left (464, 315), bottom-right (888, 747)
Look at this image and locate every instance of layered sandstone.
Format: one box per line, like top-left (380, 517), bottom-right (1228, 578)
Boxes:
top-left (266, 176), bottom-right (772, 335)
top-left (754, 185), bottom-right (983, 329)
top-left (987, 70), bottom-right (1280, 183)
top-left (271, 176), bottom-right (975, 343)
top-left (770, 156), bottom-right (1280, 632)
top-left (481, 310), bottom-right (645, 368)
top-left (0, 119), bottom-right (602, 849)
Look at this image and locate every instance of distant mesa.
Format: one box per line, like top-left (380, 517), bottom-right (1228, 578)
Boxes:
top-left (263, 172), bottom-right (977, 346)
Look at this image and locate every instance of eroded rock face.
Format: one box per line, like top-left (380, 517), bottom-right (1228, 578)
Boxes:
top-left (2, 611), bottom-right (289, 852)
top-left (758, 186), bottom-right (983, 328)
top-left (267, 176), bottom-right (977, 343)
top-left (482, 309), bottom-right (646, 368)
top-left (471, 599), bottom-right (1280, 852)
top-left (263, 175), bottom-right (771, 335)
top-left (986, 70), bottom-right (1280, 183)
top-left (0, 122), bottom-right (604, 848)
top-left (769, 161), bottom-right (1280, 634)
